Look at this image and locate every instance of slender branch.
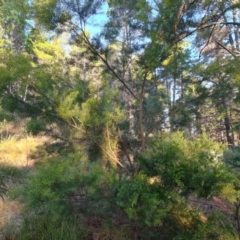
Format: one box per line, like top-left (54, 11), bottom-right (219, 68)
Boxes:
top-left (105, 124), bottom-right (132, 176)
top-left (28, 85), bottom-right (57, 107)
top-left (139, 71), bottom-right (149, 152)
top-left (140, 71), bottom-right (148, 99)
top-left (215, 41), bottom-right (240, 60)
top-left (177, 21), bottom-right (240, 43)
top-left (70, 122), bottom-right (132, 176)
top-left (77, 30), bottom-right (139, 101)
top-left (119, 140), bottom-right (135, 173)
top-left (70, 116), bottom-right (131, 175)
top-left (199, 24), bottom-right (216, 58)
top-left (188, 0), bottom-right (198, 9)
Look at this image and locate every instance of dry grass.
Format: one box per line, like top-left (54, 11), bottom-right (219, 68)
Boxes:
top-left (0, 135), bottom-right (48, 167)
top-left (0, 119), bottom-right (50, 167)
top-left (0, 121), bottom-right (50, 234)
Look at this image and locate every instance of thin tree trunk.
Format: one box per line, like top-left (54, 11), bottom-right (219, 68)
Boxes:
top-left (139, 72), bottom-right (148, 152)
top-left (222, 97), bottom-right (234, 148)
top-left (233, 8), bottom-right (240, 51)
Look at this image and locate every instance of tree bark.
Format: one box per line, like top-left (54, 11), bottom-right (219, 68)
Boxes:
top-left (222, 97), bottom-right (234, 148)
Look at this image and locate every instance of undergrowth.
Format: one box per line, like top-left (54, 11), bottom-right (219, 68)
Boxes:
top-left (1, 128), bottom-right (240, 239)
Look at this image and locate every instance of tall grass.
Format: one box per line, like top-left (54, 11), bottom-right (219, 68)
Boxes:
top-left (3, 215), bottom-right (87, 240)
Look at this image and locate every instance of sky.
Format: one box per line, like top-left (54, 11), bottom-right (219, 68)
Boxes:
top-left (85, 2), bottom-right (109, 36)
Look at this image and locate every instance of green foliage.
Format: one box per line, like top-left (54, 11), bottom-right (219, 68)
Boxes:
top-left (112, 132), bottom-right (239, 238)
top-left (26, 118), bottom-right (45, 135)
top-left (138, 132), bottom-right (233, 198)
top-left (20, 154), bottom-right (83, 217)
top-left (6, 132), bottom-right (239, 239)
top-left (1, 96), bottom-right (20, 113)
top-left (179, 210), bottom-right (239, 240)
top-left (0, 107), bottom-right (13, 122)
top-left (0, 164), bottom-right (26, 183)
top-left (0, 53), bottom-right (31, 88)
top-left (114, 171), bottom-right (234, 239)
top-left (33, 0), bottom-right (58, 29)
top-left (116, 173), bottom-right (171, 227)
top-left (224, 146), bottom-right (240, 167)
top-left (17, 153), bottom-right (117, 218)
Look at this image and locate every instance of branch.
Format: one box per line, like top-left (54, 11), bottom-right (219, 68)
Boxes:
top-left (177, 21), bottom-right (240, 43)
top-left (199, 24), bottom-right (216, 58)
top-left (140, 71), bottom-right (149, 99)
top-left (69, 121), bottom-right (132, 177)
top-left (215, 41), bottom-right (240, 60)
top-left (77, 30), bottom-right (139, 101)
top-left (28, 85), bottom-right (57, 107)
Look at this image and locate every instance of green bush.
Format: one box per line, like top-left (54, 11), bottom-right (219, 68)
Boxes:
top-left (138, 131), bottom-right (234, 198)
top-left (17, 153), bottom-right (84, 217)
top-left (17, 153), bottom-right (117, 218)
top-left (0, 164), bottom-right (27, 182)
top-left (113, 132), bottom-right (238, 239)
top-left (115, 172), bottom-right (206, 238)
top-left (116, 173), bottom-right (171, 227)
top-left (26, 119), bottom-right (45, 135)
top-left (224, 146), bottom-right (240, 167)
top-left (8, 153), bottom-right (132, 239)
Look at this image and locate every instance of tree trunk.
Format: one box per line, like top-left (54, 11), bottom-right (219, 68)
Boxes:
top-left (222, 97), bottom-right (234, 148)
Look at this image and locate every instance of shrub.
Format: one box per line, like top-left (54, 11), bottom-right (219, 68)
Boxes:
top-left (224, 146), bottom-right (240, 167)
top-left (19, 154), bottom-right (85, 217)
top-left (113, 132), bottom-right (239, 239)
top-left (17, 152), bottom-right (118, 219)
top-left (138, 131), bottom-right (234, 198)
